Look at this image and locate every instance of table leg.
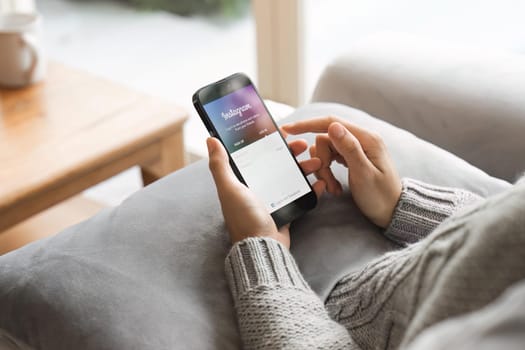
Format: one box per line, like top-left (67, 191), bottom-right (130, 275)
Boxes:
top-left (140, 130), bottom-right (185, 186)
top-left (140, 167), bottom-right (159, 187)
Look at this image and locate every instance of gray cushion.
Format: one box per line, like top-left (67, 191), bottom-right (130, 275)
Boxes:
top-left (312, 34), bottom-right (525, 182)
top-left (0, 103), bottom-right (510, 350)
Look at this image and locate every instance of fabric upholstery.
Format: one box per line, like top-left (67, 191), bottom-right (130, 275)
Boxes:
top-left (312, 33), bottom-right (525, 182)
top-left (0, 103), bottom-right (510, 350)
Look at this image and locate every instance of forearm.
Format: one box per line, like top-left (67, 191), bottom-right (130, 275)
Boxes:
top-left (225, 237), bottom-right (359, 350)
top-left (384, 178), bottom-right (482, 245)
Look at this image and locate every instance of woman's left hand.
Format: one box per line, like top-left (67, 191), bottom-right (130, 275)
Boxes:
top-left (207, 137), bottom-right (325, 249)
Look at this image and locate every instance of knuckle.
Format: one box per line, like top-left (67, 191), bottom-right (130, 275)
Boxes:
top-left (369, 132), bottom-right (384, 146)
top-left (342, 135), bottom-right (359, 153)
top-left (327, 115), bottom-right (342, 124)
top-left (315, 134), bottom-right (331, 149)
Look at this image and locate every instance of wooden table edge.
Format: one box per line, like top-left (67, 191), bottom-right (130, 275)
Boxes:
top-left (0, 115), bottom-right (188, 232)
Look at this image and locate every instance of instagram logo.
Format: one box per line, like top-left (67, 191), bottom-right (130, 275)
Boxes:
top-left (221, 103), bottom-right (252, 120)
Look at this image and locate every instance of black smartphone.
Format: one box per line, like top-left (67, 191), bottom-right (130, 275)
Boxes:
top-left (193, 73), bottom-right (317, 227)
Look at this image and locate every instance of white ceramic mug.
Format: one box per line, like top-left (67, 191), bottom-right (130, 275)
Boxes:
top-left (0, 13), bottom-right (45, 88)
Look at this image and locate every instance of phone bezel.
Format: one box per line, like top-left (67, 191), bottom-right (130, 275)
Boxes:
top-left (193, 73), bottom-right (317, 227)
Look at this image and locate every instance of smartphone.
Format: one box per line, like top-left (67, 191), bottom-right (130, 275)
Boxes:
top-left (193, 73), bottom-right (317, 227)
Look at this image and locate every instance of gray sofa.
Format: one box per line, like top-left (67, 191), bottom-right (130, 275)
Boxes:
top-left (0, 36), bottom-right (523, 349)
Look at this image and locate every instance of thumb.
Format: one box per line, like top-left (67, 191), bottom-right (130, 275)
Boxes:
top-left (328, 122), bottom-right (372, 170)
top-left (207, 137), bottom-right (240, 190)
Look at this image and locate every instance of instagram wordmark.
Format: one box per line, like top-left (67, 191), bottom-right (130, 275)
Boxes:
top-left (221, 104), bottom-right (252, 120)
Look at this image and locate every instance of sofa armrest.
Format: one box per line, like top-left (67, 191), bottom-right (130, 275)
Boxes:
top-left (312, 34), bottom-right (525, 182)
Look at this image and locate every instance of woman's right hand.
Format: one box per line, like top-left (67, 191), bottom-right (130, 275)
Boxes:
top-left (282, 116), bottom-right (402, 228)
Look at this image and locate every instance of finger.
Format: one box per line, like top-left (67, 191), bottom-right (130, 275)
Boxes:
top-left (279, 127), bottom-right (289, 139)
top-left (309, 145), bottom-right (322, 181)
top-left (207, 137), bottom-right (242, 192)
top-left (315, 134), bottom-right (336, 167)
top-left (299, 157), bottom-right (322, 175)
top-left (312, 179), bottom-right (326, 199)
top-left (327, 122), bottom-right (374, 174)
top-left (287, 139), bottom-right (308, 157)
top-left (315, 134), bottom-right (342, 195)
top-left (286, 117), bottom-right (391, 168)
top-left (309, 144), bottom-right (316, 158)
top-left (357, 130), bottom-right (390, 173)
top-left (282, 116), bottom-right (370, 140)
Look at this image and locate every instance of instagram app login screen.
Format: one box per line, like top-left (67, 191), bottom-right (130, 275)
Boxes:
top-left (203, 84), bottom-right (311, 213)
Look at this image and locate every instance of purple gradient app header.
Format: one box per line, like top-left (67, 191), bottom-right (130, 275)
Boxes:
top-left (203, 84), bottom-right (277, 153)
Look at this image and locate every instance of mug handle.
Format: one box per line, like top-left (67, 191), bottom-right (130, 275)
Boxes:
top-left (19, 33), bottom-right (40, 85)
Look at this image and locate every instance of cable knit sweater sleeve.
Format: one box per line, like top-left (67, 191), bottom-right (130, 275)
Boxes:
top-left (225, 237), bottom-right (360, 349)
top-left (384, 178), bottom-right (482, 245)
top-left (224, 179), bottom-right (484, 349)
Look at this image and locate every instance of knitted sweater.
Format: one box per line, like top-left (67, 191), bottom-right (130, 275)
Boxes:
top-left (224, 178), bottom-right (525, 349)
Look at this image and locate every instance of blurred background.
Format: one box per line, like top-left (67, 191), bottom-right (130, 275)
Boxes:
top-left (1, 0), bottom-right (524, 205)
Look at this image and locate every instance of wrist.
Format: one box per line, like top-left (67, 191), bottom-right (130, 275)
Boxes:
top-left (267, 232), bottom-right (290, 249)
top-left (381, 180), bottom-right (403, 228)
top-left (369, 180), bottom-right (403, 228)
top-left (225, 237), bottom-right (307, 300)
top-left (231, 231), bottom-right (290, 249)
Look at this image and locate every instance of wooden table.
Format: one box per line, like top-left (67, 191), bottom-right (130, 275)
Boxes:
top-left (0, 62), bottom-right (188, 234)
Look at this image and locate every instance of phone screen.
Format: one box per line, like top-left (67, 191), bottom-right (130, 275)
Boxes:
top-left (203, 84), bottom-right (311, 213)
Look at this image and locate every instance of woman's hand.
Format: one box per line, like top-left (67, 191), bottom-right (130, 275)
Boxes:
top-left (282, 116), bottom-right (402, 228)
top-left (207, 137), bottom-right (325, 249)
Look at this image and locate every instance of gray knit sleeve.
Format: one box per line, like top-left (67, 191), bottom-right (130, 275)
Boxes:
top-left (225, 237), bottom-right (359, 350)
top-left (384, 178), bottom-right (482, 245)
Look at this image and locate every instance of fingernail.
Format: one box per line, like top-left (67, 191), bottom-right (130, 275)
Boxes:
top-left (331, 123), bottom-right (345, 139)
top-left (206, 137), bottom-right (215, 156)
